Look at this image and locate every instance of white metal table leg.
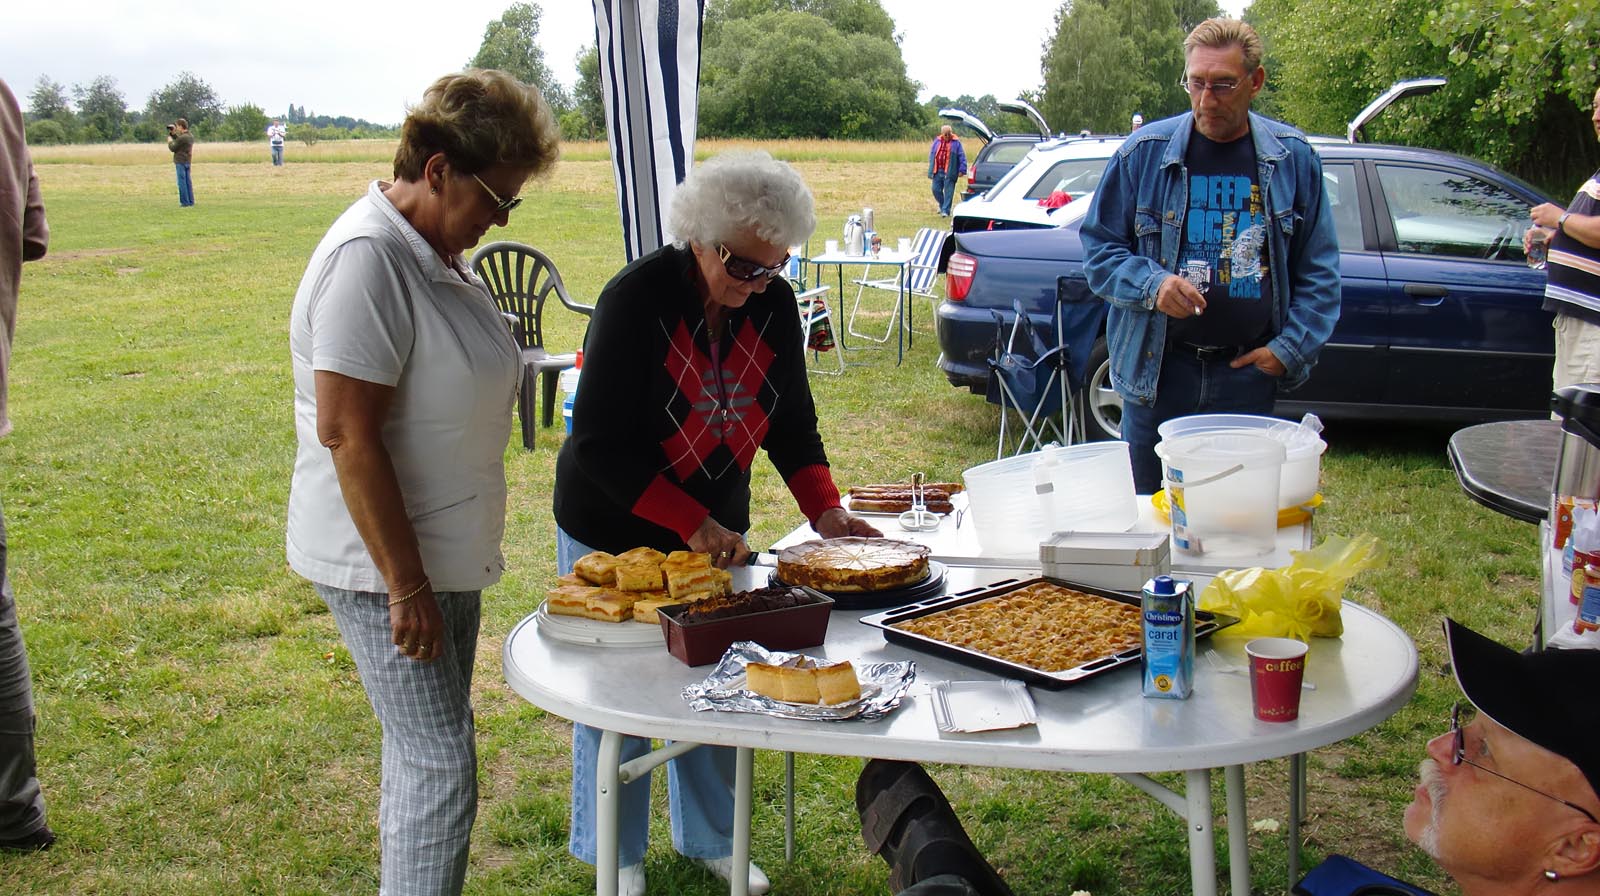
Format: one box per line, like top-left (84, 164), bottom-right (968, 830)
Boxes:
top-left (1225, 764), bottom-right (1249, 896)
top-left (731, 746), bottom-right (754, 896)
top-left (784, 752), bottom-right (796, 861)
top-left (596, 730), bottom-right (623, 896)
top-left (1185, 768), bottom-right (1219, 896)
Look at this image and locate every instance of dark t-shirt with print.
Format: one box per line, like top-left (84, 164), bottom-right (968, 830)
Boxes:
top-left (1168, 130), bottom-right (1274, 348)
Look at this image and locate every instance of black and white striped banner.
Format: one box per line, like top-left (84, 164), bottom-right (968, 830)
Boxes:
top-left (591, 0), bottom-right (704, 262)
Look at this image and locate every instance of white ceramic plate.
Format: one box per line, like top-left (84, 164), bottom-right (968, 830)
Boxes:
top-left (534, 600), bottom-right (664, 646)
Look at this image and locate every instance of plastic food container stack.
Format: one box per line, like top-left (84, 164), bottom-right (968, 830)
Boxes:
top-left (1156, 413), bottom-right (1326, 508)
top-left (1039, 531), bottom-right (1171, 593)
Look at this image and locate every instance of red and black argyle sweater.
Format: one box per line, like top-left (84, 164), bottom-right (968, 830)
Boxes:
top-left (553, 244), bottom-right (841, 553)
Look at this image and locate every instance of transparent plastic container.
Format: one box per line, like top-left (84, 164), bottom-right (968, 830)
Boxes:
top-left (1156, 413), bottom-right (1325, 507)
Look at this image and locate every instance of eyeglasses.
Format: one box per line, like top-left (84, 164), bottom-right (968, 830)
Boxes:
top-left (470, 173), bottom-right (523, 214)
top-left (717, 244), bottom-right (789, 282)
top-left (1180, 77), bottom-right (1242, 97)
top-left (1450, 702), bottom-right (1599, 824)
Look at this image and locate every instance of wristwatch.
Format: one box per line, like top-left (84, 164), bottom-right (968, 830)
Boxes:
top-left (1559, 212), bottom-right (1573, 234)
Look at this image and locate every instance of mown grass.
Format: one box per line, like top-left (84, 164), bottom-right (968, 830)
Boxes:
top-left (0, 146), bottom-right (1537, 895)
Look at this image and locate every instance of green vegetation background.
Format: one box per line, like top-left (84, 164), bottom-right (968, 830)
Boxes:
top-left (0, 141), bottom-right (1537, 895)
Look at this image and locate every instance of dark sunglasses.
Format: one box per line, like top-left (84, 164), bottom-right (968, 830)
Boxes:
top-left (471, 173), bottom-right (523, 214)
top-left (1450, 702), bottom-right (1598, 824)
top-left (717, 244), bottom-right (789, 282)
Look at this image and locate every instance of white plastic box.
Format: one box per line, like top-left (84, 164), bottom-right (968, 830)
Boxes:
top-left (1039, 531), bottom-right (1172, 593)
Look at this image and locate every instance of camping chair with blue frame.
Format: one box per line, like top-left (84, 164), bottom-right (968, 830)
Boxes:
top-left (985, 283), bottom-right (1102, 458)
top-left (847, 227), bottom-right (949, 343)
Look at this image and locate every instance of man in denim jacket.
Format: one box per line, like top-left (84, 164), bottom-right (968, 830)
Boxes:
top-left (1082, 18), bottom-right (1340, 493)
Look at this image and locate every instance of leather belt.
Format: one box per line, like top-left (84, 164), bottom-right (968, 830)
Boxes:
top-left (1171, 342), bottom-right (1245, 363)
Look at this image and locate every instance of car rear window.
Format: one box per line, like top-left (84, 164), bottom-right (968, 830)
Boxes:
top-left (985, 142), bottom-right (1036, 165)
top-left (1025, 159), bottom-right (1109, 200)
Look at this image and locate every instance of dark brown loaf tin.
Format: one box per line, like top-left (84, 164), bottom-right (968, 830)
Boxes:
top-left (657, 588), bottom-right (834, 666)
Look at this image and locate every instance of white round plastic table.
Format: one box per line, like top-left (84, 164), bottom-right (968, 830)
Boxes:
top-left (503, 565), bottom-right (1417, 896)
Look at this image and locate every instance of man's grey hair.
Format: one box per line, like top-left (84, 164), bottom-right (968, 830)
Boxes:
top-left (670, 150), bottom-right (816, 250)
top-left (1184, 17), bottom-right (1264, 72)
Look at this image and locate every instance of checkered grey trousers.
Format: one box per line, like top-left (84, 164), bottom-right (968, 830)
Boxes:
top-left (318, 584), bottom-right (482, 896)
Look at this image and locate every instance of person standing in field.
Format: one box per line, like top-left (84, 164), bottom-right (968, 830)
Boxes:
top-left (0, 76), bottom-right (56, 854)
top-left (267, 119), bottom-right (286, 167)
top-left (167, 118), bottom-right (194, 207)
top-left (928, 124), bottom-right (967, 217)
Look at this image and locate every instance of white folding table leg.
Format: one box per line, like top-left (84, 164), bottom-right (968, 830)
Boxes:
top-left (784, 752), bottom-right (796, 861)
top-left (1225, 764), bottom-right (1249, 896)
top-left (1185, 768), bottom-right (1219, 896)
top-left (731, 747), bottom-right (754, 896)
top-left (596, 730), bottom-right (624, 896)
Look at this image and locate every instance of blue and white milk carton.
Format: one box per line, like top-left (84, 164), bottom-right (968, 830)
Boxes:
top-left (1141, 574), bottom-right (1194, 699)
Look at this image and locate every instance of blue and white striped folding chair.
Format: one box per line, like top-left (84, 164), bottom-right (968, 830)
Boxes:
top-left (847, 227), bottom-right (949, 343)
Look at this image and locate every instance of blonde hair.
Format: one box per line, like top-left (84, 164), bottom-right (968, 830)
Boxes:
top-left (1184, 18), bottom-right (1264, 72)
top-left (394, 69), bottom-right (559, 181)
top-left (668, 151), bottom-right (816, 250)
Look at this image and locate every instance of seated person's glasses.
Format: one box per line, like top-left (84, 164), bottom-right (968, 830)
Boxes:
top-left (717, 244), bottom-right (790, 282)
top-left (1179, 78), bottom-right (1241, 97)
top-left (471, 173), bottom-right (523, 214)
top-left (1451, 702), bottom-right (1598, 824)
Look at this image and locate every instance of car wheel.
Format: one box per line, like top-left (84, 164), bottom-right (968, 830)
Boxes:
top-left (1079, 337), bottom-right (1121, 441)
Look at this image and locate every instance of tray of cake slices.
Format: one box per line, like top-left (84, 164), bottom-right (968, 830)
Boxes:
top-left (537, 547), bottom-right (744, 647)
top-left (682, 641), bottom-right (917, 721)
top-left (859, 576), bottom-right (1236, 689)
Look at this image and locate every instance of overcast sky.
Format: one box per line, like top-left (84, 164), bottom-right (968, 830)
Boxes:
top-left (2, 1), bottom-right (1248, 127)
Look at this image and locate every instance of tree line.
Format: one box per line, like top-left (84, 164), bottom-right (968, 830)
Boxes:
top-left (21, 0), bottom-right (1598, 192)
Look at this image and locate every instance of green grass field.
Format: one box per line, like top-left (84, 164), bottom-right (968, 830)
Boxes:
top-left (0, 142), bottom-right (1538, 895)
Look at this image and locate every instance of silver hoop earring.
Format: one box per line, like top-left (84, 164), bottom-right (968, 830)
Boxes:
top-left (430, 187), bottom-right (437, 196)
top-left (1545, 869), bottom-right (1561, 882)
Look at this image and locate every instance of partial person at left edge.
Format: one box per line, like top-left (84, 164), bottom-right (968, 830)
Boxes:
top-left (0, 75), bottom-right (56, 853)
top-left (285, 68), bottom-right (557, 896)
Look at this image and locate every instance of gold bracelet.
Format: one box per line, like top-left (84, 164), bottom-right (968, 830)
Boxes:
top-left (387, 579), bottom-right (430, 607)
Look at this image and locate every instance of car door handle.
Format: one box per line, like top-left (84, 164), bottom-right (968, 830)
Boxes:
top-left (1403, 283), bottom-right (1448, 299)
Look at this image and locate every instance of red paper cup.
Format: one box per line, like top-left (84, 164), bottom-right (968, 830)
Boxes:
top-left (1246, 637), bottom-right (1309, 722)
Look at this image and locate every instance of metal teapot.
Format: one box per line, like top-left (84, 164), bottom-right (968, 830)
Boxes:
top-left (843, 215), bottom-right (865, 256)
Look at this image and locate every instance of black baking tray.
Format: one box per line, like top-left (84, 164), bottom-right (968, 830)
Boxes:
top-left (770, 560), bottom-right (948, 610)
top-left (858, 575), bottom-right (1237, 689)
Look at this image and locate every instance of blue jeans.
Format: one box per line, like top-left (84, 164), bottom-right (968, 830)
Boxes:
top-left (931, 172), bottom-right (959, 215)
top-left (271, 144), bottom-right (284, 166)
top-left (175, 163), bottom-right (194, 206)
top-left (1120, 349), bottom-right (1280, 494)
top-left (0, 500), bottom-right (48, 842)
top-left (317, 583), bottom-right (482, 896)
top-left (556, 528), bottom-right (737, 866)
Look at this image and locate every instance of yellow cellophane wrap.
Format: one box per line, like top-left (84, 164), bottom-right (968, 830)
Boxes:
top-left (1197, 535), bottom-right (1382, 641)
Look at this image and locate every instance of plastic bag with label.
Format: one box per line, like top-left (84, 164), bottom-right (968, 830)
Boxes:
top-left (1198, 534), bottom-right (1382, 641)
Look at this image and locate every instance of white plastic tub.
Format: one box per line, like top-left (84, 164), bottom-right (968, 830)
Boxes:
top-left (1156, 432), bottom-right (1285, 557)
top-left (1156, 414), bottom-right (1325, 507)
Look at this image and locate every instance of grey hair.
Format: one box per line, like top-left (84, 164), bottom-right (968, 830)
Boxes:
top-left (669, 151), bottom-right (816, 250)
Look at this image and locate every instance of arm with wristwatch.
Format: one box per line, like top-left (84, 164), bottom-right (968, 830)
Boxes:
top-left (1532, 202), bottom-right (1600, 249)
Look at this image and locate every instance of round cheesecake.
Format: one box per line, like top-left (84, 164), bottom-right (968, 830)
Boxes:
top-left (777, 537), bottom-right (931, 593)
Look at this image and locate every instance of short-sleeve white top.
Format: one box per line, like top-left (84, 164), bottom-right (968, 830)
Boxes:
top-left (286, 181), bottom-right (519, 593)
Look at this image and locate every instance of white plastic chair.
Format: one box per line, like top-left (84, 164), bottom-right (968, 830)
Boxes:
top-left (847, 227), bottom-right (948, 343)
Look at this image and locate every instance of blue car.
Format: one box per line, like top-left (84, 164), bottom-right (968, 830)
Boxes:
top-left (935, 139), bottom-right (1557, 439)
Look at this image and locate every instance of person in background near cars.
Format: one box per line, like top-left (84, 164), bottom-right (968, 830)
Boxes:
top-left (267, 119), bottom-right (286, 166)
top-left (167, 117), bottom-right (194, 207)
top-left (1527, 86), bottom-right (1600, 392)
top-left (928, 124), bottom-right (967, 217)
top-left (857, 618), bottom-right (1600, 896)
top-left (1081, 17), bottom-right (1340, 493)
top-left (0, 76), bottom-right (55, 854)
top-left (1131, 112), bottom-right (1144, 131)
top-left (286, 69), bottom-right (557, 896)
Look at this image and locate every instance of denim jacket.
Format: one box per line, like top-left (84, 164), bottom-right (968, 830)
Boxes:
top-left (1080, 111), bottom-right (1341, 405)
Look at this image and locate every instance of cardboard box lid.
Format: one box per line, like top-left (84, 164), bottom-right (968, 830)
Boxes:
top-left (1039, 530), bottom-right (1171, 565)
